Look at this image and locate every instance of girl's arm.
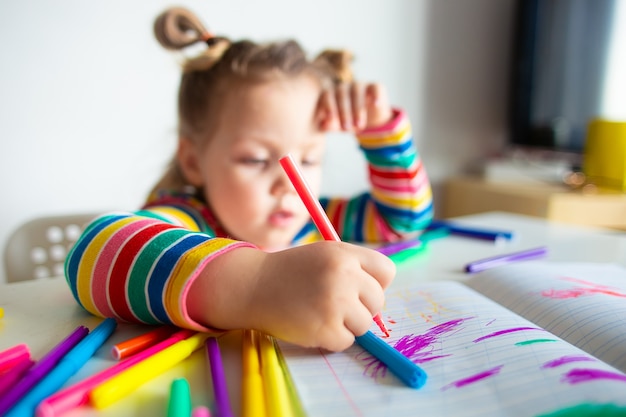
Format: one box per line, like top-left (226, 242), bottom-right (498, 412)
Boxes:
top-left (316, 83), bottom-right (434, 243)
top-left (355, 107), bottom-right (433, 237)
top-left (64, 211), bottom-right (252, 331)
top-left (65, 209), bottom-right (395, 351)
top-left (187, 240), bottom-right (394, 351)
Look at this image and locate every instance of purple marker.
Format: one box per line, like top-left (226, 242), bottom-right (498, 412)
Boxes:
top-left (206, 337), bottom-right (234, 417)
top-left (464, 246), bottom-right (548, 274)
top-left (0, 325), bottom-right (89, 415)
top-left (376, 239), bottom-right (422, 257)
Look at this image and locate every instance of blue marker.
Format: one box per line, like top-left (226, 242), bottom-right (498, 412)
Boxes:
top-left (5, 318), bottom-right (117, 417)
top-left (428, 220), bottom-right (515, 242)
top-left (355, 331), bottom-right (427, 389)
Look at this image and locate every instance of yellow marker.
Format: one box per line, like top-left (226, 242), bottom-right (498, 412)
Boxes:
top-left (241, 330), bottom-right (266, 417)
top-left (89, 333), bottom-right (208, 409)
top-left (0, 307), bottom-right (4, 319)
top-left (274, 340), bottom-right (307, 417)
top-left (259, 332), bottom-right (293, 417)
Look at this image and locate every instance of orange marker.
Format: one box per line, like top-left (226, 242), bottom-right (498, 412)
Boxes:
top-left (111, 326), bottom-right (175, 360)
top-left (279, 154), bottom-right (390, 337)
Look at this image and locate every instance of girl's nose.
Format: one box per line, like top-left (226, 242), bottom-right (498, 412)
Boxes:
top-left (271, 169), bottom-right (296, 196)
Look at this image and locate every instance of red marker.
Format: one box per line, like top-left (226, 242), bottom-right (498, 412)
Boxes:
top-left (279, 154), bottom-right (390, 337)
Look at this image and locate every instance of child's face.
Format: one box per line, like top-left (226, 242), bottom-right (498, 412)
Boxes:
top-left (180, 75), bottom-right (326, 250)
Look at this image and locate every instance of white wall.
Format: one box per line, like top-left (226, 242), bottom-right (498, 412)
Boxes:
top-left (0, 0), bottom-right (515, 283)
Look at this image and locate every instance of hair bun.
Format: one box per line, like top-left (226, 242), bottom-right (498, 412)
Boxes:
top-left (314, 49), bottom-right (354, 83)
top-left (154, 7), bottom-right (210, 50)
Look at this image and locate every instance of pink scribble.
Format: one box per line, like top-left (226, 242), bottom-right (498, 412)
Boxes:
top-left (561, 368), bottom-right (626, 384)
top-left (541, 355), bottom-right (597, 369)
top-left (473, 327), bottom-right (545, 343)
top-left (359, 317), bottom-right (471, 379)
top-left (541, 276), bottom-right (626, 299)
top-left (441, 365), bottom-right (504, 390)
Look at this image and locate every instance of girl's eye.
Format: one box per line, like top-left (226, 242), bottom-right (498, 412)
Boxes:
top-left (301, 158), bottom-right (319, 167)
top-left (239, 158), bottom-right (269, 167)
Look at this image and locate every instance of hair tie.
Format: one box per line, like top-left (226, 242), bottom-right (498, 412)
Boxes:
top-left (154, 7), bottom-right (213, 50)
top-left (203, 33), bottom-right (222, 47)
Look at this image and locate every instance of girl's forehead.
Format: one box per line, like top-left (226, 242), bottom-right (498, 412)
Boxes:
top-left (226, 73), bottom-right (323, 97)
top-left (209, 76), bottom-right (325, 150)
top-left (219, 76), bottom-right (322, 120)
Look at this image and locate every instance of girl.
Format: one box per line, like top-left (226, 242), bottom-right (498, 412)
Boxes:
top-left (65, 7), bottom-right (433, 352)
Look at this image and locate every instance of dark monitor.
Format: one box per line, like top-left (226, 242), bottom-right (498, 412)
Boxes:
top-left (508, 0), bottom-right (624, 156)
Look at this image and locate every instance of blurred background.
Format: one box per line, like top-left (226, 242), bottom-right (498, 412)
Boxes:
top-left (0, 0), bottom-right (516, 283)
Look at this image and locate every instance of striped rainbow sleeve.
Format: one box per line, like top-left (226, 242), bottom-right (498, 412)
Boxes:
top-left (64, 210), bottom-right (253, 331)
top-left (315, 108), bottom-right (433, 243)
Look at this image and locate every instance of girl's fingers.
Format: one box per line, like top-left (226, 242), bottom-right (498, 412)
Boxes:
top-left (350, 82), bottom-right (366, 130)
top-left (317, 90), bottom-right (339, 131)
top-left (357, 272), bottom-right (386, 317)
top-left (334, 83), bottom-right (353, 130)
top-left (344, 302), bottom-right (377, 338)
top-left (364, 83), bottom-right (382, 110)
top-left (364, 83), bottom-right (393, 127)
top-left (319, 323), bottom-right (359, 352)
top-left (323, 82), bottom-right (392, 131)
top-left (352, 245), bottom-right (396, 290)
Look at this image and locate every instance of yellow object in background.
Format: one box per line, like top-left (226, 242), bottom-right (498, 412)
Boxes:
top-left (0, 307), bottom-right (4, 318)
top-left (583, 119), bottom-right (626, 191)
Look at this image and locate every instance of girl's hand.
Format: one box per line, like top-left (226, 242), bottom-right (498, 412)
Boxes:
top-left (317, 82), bottom-right (394, 132)
top-left (188, 242), bottom-right (395, 352)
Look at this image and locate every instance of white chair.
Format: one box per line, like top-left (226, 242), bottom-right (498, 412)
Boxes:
top-left (3, 213), bottom-right (98, 283)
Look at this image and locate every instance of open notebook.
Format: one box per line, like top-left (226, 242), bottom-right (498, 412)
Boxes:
top-left (278, 262), bottom-right (626, 417)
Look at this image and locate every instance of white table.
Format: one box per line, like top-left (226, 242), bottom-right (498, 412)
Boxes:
top-left (2, 212), bottom-right (626, 416)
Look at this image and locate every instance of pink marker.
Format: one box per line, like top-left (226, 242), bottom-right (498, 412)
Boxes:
top-left (0, 358), bottom-right (34, 396)
top-left (279, 154), bottom-right (390, 337)
top-left (192, 406), bottom-right (212, 417)
top-left (36, 329), bottom-right (195, 417)
top-left (0, 344), bottom-right (30, 373)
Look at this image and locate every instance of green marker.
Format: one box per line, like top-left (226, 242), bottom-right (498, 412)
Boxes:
top-left (388, 244), bottom-right (427, 264)
top-left (167, 378), bottom-right (192, 417)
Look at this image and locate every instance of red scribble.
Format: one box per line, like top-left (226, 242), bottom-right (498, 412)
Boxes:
top-left (541, 276), bottom-right (626, 299)
top-left (441, 365), bottom-right (504, 390)
top-left (473, 326), bottom-right (545, 343)
top-left (319, 348), bottom-right (363, 416)
top-left (541, 355), bottom-right (596, 369)
top-left (561, 368), bottom-right (626, 384)
top-left (387, 319), bottom-right (397, 324)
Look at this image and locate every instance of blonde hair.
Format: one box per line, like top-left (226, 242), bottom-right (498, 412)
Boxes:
top-left (149, 7), bottom-right (355, 195)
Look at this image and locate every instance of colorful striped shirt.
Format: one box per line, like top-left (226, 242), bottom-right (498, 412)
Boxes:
top-left (65, 108), bottom-right (433, 331)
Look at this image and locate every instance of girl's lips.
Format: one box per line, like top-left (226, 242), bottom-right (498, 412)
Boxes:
top-left (268, 210), bottom-right (295, 227)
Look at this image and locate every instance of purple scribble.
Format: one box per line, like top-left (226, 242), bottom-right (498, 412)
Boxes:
top-left (485, 318), bottom-right (497, 326)
top-left (541, 355), bottom-right (597, 369)
top-left (561, 368), bottom-right (626, 384)
top-left (359, 317), bottom-right (472, 379)
top-left (473, 327), bottom-right (545, 343)
top-left (395, 318), bottom-right (470, 360)
top-left (441, 365), bottom-right (504, 390)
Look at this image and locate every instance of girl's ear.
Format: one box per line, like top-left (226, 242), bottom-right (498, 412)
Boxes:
top-left (177, 137), bottom-right (204, 186)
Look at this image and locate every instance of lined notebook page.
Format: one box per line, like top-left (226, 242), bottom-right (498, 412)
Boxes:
top-left (466, 262), bottom-right (626, 373)
top-left (278, 281), bottom-right (626, 417)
